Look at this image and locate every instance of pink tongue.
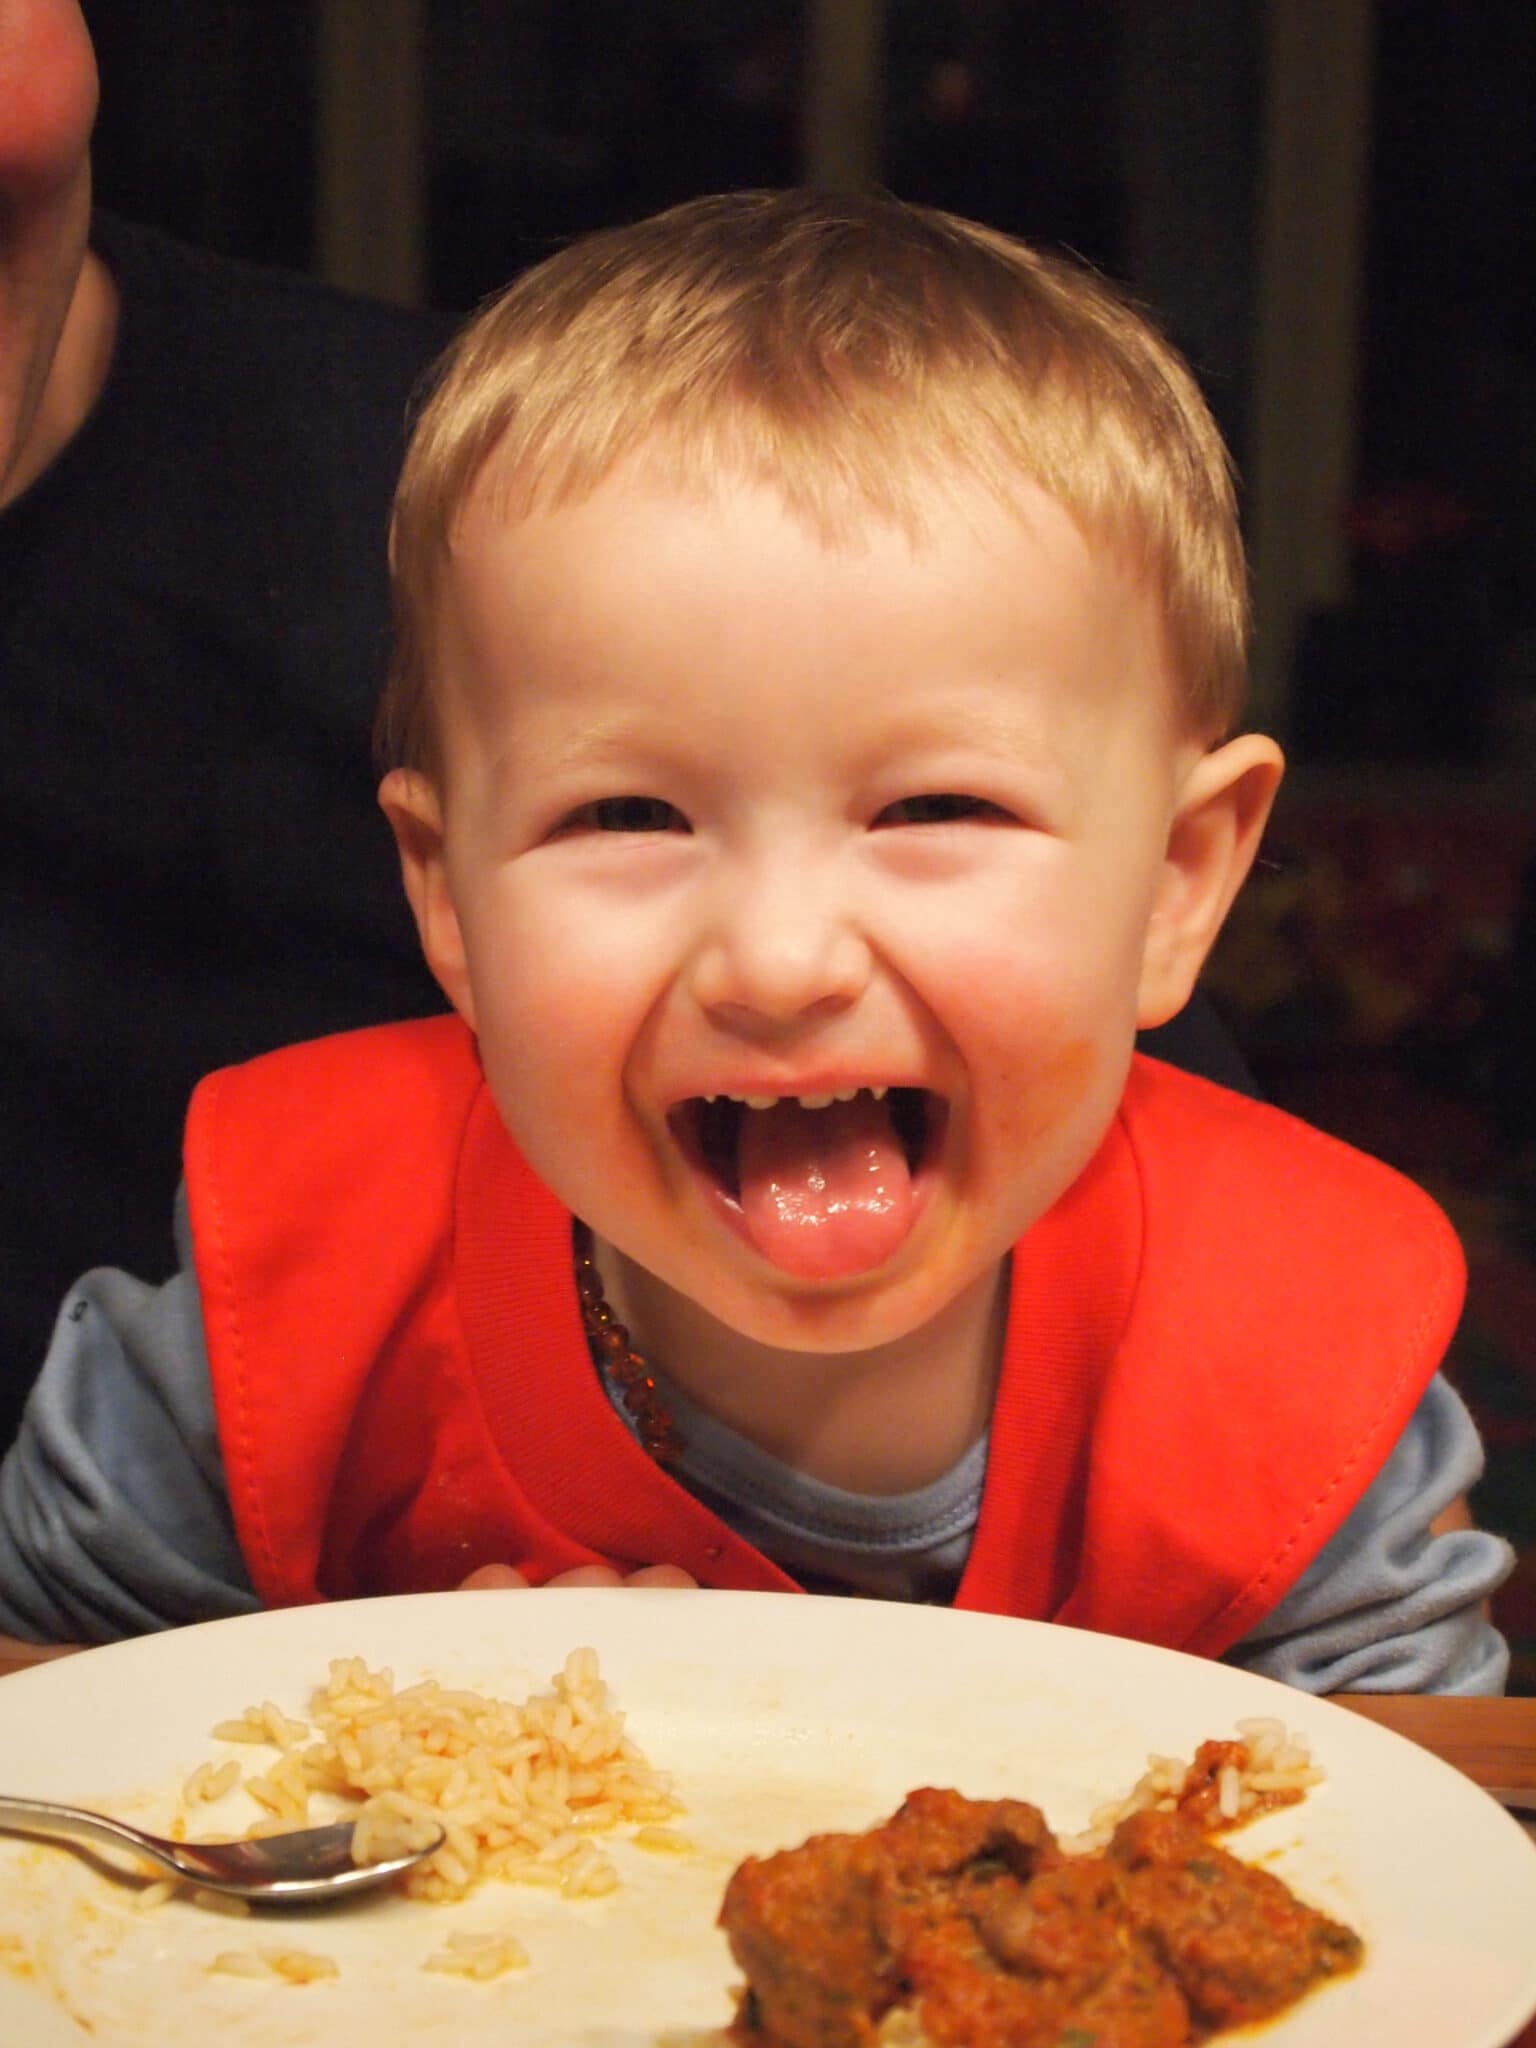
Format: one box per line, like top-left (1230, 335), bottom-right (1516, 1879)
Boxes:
top-left (736, 1094), bottom-right (917, 1279)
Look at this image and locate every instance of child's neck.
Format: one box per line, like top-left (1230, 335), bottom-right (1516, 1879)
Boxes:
top-left (595, 1243), bottom-right (1010, 1497)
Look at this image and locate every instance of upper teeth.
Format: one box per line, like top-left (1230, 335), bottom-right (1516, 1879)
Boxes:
top-left (702, 1085), bottom-right (890, 1110)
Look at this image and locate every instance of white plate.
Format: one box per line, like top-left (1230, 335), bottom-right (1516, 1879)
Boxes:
top-left (0, 1591), bottom-right (1532, 2046)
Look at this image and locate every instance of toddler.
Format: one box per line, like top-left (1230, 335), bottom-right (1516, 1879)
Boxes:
top-left (0, 191), bottom-right (1510, 1689)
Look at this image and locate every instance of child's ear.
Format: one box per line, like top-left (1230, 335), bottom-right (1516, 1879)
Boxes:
top-left (1137, 732), bottom-right (1284, 1029)
top-left (378, 769), bottom-right (478, 1031)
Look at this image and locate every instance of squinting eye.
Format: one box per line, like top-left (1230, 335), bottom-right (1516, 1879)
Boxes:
top-left (557, 796), bottom-right (691, 835)
top-left (874, 793), bottom-right (1012, 827)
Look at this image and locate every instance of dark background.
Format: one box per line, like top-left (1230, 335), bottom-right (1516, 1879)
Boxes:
top-left (77, 0), bottom-right (1536, 1687)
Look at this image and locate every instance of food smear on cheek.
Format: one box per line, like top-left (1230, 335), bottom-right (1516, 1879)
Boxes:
top-left (737, 1095), bottom-right (913, 1280)
top-left (1001, 1035), bottom-right (1101, 1142)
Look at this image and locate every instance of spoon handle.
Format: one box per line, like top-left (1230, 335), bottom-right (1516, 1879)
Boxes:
top-left (0, 1792), bottom-right (184, 1879)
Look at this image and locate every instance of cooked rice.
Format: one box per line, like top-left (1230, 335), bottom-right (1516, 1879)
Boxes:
top-left (633, 1825), bottom-right (694, 1854)
top-left (210, 1947), bottom-right (340, 1984)
top-left (422, 1928), bottom-right (530, 1980)
top-left (185, 1647), bottom-right (681, 1907)
top-left (875, 2016), bottom-right (931, 2047)
top-left (211, 1702), bottom-right (310, 1750)
top-left (183, 1758), bottom-right (242, 1805)
top-left (1064, 1715), bottom-right (1322, 1854)
top-left (192, 1886), bottom-right (252, 1916)
top-left (209, 1951), bottom-right (274, 1980)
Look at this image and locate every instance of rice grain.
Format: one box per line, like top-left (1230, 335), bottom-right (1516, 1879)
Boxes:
top-left (188, 1647), bottom-right (681, 1909)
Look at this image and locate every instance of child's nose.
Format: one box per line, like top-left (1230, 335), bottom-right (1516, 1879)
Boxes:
top-left (688, 865), bottom-right (872, 1031)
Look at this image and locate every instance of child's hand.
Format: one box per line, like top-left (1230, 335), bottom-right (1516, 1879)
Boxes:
top-left (457, 1562), bottom-right (699, 1591)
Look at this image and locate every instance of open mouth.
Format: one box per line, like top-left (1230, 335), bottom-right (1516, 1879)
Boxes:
top-left (675, 1086), bottom-right (937, 1203)
top-left (668, 1086), bottom-right (944, 1281)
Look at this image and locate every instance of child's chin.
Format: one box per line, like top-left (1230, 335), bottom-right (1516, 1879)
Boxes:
top-left (692, 1243), bottom-right (981, 1358)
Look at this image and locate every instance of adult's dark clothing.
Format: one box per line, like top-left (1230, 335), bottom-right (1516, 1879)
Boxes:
top-left (0, 215), bottom-right (453, 1448)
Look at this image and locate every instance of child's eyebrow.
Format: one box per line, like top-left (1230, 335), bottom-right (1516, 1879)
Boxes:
top-left (498, 712), bottom-right (680, 779)
top-left (860, 698), bottom-right (1068, 769)
top-left (490, 688), bottom-right (1073, 787)
top-left (874, 706), bottom-right (1030, 750)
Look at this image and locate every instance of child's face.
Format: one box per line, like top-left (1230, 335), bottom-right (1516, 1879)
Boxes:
top-left (386, 462), bottom-right (1275, 1359)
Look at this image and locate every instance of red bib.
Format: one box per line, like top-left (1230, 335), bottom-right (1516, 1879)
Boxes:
top-left (186, 1017), bottom-right (1462, 1656)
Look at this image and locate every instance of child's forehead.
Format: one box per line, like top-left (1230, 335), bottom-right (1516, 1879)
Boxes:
top-left (449, 452), bottom-right (1178, 690)
top-left (454, 437), bottom-right (1115, 584)
top-left (438, 459), bottom-right (1183, 758)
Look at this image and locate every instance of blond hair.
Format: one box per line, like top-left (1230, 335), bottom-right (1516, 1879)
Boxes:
top-left (380, 188), bottom-right (1248, 772)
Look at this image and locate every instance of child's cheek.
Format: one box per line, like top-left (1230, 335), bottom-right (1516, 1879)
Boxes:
top-left (988, 1036), bottom-right (1112, 1148)
top-left (948, 942), bottom-right (1134, 1186)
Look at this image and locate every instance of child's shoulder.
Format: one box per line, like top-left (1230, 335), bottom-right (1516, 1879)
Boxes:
top-left (1120, 1051), bottom-right (1463, 1325)
top-left (187, 1015), bottom-right (481, 1174)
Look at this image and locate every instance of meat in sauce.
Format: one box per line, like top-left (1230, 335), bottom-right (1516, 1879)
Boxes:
top-left (718, 1786), bottom-right (1361, 2048)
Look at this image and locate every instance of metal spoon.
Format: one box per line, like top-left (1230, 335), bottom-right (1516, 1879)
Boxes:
top-left (0, 1793), bottom-right (445, 1902)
